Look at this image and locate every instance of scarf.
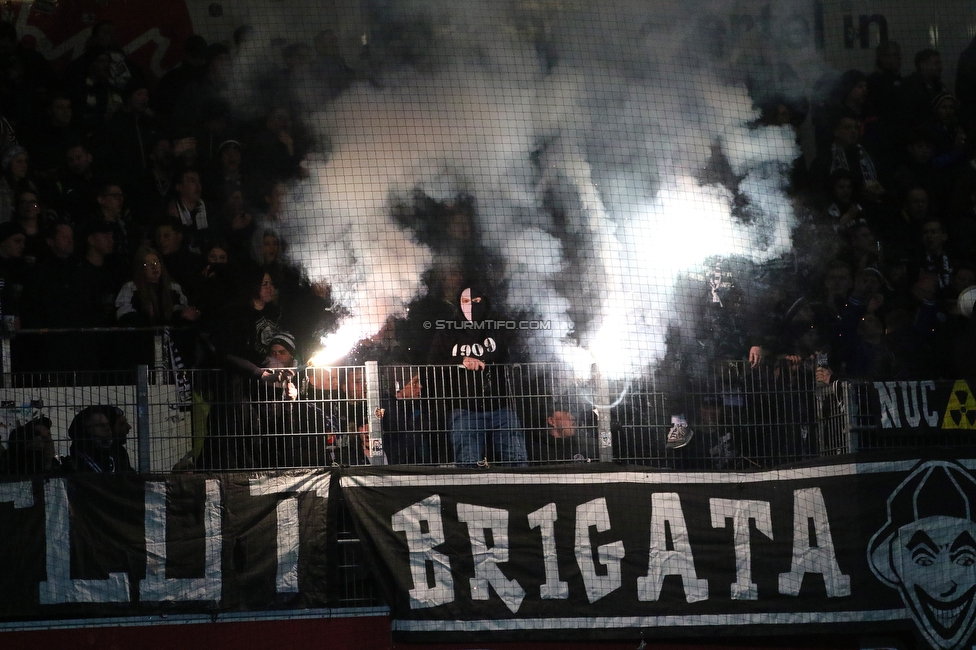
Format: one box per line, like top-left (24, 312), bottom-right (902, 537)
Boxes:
top-left (177, 200), bottom-right (208, 231)
top-left (829, 142), bottom-right (878, 184)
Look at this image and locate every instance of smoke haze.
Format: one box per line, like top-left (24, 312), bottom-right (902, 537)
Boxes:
top-left (228, 0), bottom-right (822, 377)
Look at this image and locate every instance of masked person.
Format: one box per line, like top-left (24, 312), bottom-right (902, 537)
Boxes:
top-left (428, 285), bottom-right (527, 467)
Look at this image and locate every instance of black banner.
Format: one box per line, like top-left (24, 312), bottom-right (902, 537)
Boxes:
top-left (0, 471), bottom-right (332, 618)
top-left (8, 460), bottom-right (976, 650)
top-left (869, 380), bottom-right (976, 433)
top-left (341, 459), bottom-right (976, 649)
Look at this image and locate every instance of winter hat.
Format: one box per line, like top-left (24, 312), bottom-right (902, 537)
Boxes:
top-left (217, 139), bottom-right (242, 155)
top-left (932, 92), bottom-right (956, 110)
top-left (269, 331), bottom-right (297, 357)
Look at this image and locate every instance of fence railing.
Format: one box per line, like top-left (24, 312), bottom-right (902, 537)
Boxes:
top-left (0, 360), bottom-right (961, 475)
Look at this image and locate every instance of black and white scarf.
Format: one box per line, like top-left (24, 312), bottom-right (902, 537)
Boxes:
top-left (829, 142), bottom-right (878, 183)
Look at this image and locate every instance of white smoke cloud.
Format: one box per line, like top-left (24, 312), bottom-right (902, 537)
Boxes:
top-left (251, 0), bottom-right (813, 375)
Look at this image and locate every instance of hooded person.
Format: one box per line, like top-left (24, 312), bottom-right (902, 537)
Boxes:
top-left (427, 284), bottom-right (527, 467)
top-left (65, 405), bottom-right (133, 474)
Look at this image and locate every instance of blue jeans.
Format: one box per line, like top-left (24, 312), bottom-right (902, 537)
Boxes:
top-left (450, 408), bottom-right (527, 467)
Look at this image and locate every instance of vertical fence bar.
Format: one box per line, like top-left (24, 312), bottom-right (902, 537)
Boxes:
top-left (0, 336), bottom-right (10, 388)
top-left (152, 334), bottom-right (164, 385)
top-left (844, 382), bottom-right (859, 454)
top-left (136, 364), bottom-right (151, 473)
top-left (365, 361), bottom-right (385, 465)
top-left (594, 367), bottom-right (614, 463)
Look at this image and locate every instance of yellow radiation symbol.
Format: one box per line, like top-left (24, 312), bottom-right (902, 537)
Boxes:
top-left (943, 380), bottom-right (976, 430)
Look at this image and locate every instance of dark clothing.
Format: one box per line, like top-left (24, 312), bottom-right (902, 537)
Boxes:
top-left (67, 441), bottom-right (133, 474)
top-left (128, 168), bottom-right (173, 223)
top-left (69, 76), bottom-right (122, 138)
top-left (93, 110), bottom-right (158, 186)
top-left (197, 302), bottom-right (286, 471)
top-left (427, 321), bottom-right (514, 411)
top-left (23, 255), bottom-right (96, 328)
top-left (427, 294), bottom-right (527, 466)
top-left (57, 172), bottom-right (98, 222)
top-left (78, 258), bottom-right (127, 327)
top-left (155, 62), bottom-right (207, 116)
top-left (399, 295), bottom-right (459, 364)
top-left (195, 263), bottom-right (238, 325)
top-left (162, 248), bottom-right (207, 305)
top-left (957, 40), bottom-right (976, 121)
top-left (901, 72), bottom-right (944, 127)
top-left (244, 127), bottom-right (304, 181)
top-left (19, 123), bottom-right (81, 180)
top-left (809, 143), bottom-right (883, 196)
top-left (1, 448), bottom-right (61, 476)
top-left (171, 77), bottom-right (228, 132)
top-left (866, 68), bottom-right (904, 126)
top-left (211, 301), bottom-right (284, 369)
top-left (0, 255), bottom-right (30, 327)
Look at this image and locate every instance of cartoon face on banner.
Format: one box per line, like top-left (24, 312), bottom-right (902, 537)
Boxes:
top-left (869, 461), bottom-right (976, 650)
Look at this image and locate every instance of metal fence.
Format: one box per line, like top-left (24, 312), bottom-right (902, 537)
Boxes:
top-left (144, 362), bottom-right (606, 472)
top-left (0, 359), bottom-right (815, 474)
top-left (2, 360), bottom-right (966, 475)
top-left (613, 360), bottom-right (820, 470)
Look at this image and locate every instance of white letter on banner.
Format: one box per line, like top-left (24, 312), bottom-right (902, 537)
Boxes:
top-left (249, 474), bottom-right (330, 594)
top-left (0, 481), bottom-right (32, 508)
top-left (899, 382), bottom-right (922, 428)
top-left (140, 480), bottom-right (222, 602)
top-left (575, 497), bottom-right (624, 603)
top-left (875, 381), bottom-right (901, 428)
top-left (391, 495), bottom-right (454, 609)
top-left (778, 488), bottom-right (851, 597)
top-left (456, 503), bottom-right (525, 613)
top-left (709, 498), bottom-right (773, 600)
top-left (39, 479), bottom-right (130, 604)
top-left (527, 503), bottom-right (568, 599)
top-left (637, 492), bottom-right (708, 603)
top-left (921, 380), bottom-right (939, 426)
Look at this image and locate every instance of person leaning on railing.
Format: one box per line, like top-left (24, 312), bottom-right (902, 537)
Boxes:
top-left (427, 284), bottom-right (528, 468)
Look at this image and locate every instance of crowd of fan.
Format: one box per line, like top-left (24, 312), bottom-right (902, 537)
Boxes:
top-left (0, 19), bottom-right (971, 392)
top-left (0, 21), bottom-right (346, 379)
top-left (751, 40), bottom-right (975, 384)
top-left (0, 19), bottom-right (973, 476)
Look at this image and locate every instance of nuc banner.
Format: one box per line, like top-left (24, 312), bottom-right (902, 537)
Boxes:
top-left (869, 380), bottom-right (976, 433)
top-left (7, 460), bottom-right (976, 650)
